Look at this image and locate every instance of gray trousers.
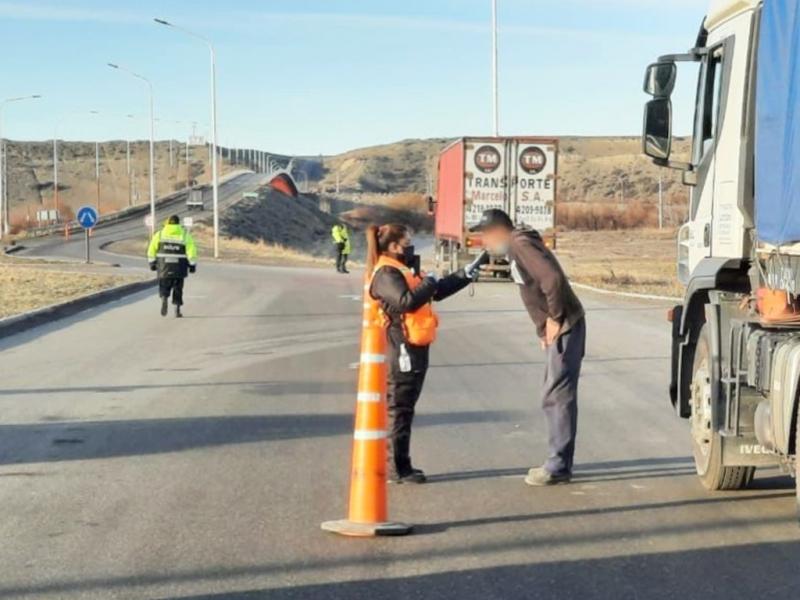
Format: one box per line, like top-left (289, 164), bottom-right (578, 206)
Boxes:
top-left (542, 317), bottom-right (586, 475)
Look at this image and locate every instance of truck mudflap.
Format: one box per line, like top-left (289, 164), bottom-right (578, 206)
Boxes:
top-left (669, 304), bottom-right (684, 411)
top-left (721, 436), bottom-right (781, 468)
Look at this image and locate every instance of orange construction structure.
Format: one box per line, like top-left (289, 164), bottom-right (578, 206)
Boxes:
top-left (321, 280), bottom-right (412, 537)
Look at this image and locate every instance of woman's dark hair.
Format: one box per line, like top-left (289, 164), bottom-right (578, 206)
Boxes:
top-left (365, 224), bottom-right (408, 272)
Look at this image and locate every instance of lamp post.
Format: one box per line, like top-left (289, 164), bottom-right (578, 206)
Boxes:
top-left (491, 0), bottom-right (499, 137)
top-left (155, 17), bottom-right (220, 258)
top-left (108, 63), bottom-right (156, 235)
top-left (0, 94), bottom-right (41, 237)
top-left (617, 174), bottom-right (627, 204)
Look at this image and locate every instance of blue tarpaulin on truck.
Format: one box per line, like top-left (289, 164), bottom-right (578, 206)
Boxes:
top-left (756, 0), bottom-right (800, 245)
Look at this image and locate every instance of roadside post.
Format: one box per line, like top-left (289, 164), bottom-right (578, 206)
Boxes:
top-left (76, 205), bottom-right (98, 264)
top-left (321, 280), bottom-right (412, 538)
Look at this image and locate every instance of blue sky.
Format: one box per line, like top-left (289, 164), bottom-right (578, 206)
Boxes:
top-left (0, 0), bottom-right (706, 155)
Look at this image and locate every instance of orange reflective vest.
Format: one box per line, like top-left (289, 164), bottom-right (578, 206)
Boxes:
top-left (370, 255), bottom-right (439, 346)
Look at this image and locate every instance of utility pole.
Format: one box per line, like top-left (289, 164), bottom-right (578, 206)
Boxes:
top-left (126, 115), bottom-right (134, 207)
top-left (0, 94), bottom-right (41, 237)
top-left (108, 63), bottom-right (156, 235)
top-left (96, 140), bottom-right (100, 212)
top-left (491, 0), bottom-right (499, 137)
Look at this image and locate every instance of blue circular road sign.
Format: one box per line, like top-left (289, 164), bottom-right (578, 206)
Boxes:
top-left (76, 206), bottom-right (99, 230)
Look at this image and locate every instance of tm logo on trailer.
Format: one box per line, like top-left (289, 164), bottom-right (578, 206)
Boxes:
top-left (474, 145), bottom-right (501, 173)
top-left (519, 146), bottom-right (547, 175)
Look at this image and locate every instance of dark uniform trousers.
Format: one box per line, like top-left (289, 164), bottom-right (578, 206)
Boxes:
top-left (335, 243), bottom-right (348, 271)
top-left (542, 317), bottom-right (586, 476)
top-left (386, 328), bottom-right (430, 476)
top-left (159, 278), bottom-right (185, 306)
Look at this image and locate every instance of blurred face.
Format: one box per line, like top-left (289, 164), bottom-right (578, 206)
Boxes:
top-left (482, 225), bottom-right (512, 255)
top-left (387, 232), bottom-right (412, 258)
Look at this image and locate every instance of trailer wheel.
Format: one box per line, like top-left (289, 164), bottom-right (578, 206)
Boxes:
top-left (690, 324), bottom-right (755, 491)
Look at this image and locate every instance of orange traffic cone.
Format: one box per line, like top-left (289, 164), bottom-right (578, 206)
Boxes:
top-left (321, 281), bottom-right (412, 537)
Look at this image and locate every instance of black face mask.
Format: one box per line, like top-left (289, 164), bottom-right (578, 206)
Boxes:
top-left (401, 245), bottom-right (416, 266)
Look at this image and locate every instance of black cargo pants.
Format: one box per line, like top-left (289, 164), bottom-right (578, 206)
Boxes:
top-left (386, 328), bottom-right (430, 477)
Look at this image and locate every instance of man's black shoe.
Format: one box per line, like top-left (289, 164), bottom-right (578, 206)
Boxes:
top-left (524, 466), bottom-right (572, 487)
top-left (175, 306), bottom-right (183, 318)
top-left (160, 297), bottom-right (168, 317)
top-left (388, 469), bottom-right (427, 485)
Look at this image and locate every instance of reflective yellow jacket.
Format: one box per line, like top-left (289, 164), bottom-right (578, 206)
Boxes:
top-left (331, 224), bottom-right (351, 254)
top-left (147, 223), bottom-right (197, 278)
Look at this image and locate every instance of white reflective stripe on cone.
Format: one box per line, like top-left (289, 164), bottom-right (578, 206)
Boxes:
top-left (353, 429), bottom-right (387, 441)
top-left (357, 392), bottom-right (381, 403)
top-left (360, 353), bottom-right (385, 364)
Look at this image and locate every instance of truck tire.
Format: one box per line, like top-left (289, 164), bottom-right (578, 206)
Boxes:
top-left (690, 324), bottom-right (755, 491)
top-left (796, 414), bottom-right (800, 518)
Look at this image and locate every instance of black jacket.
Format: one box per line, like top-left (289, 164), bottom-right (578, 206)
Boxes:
top-left (508, 229), bottom-right (584, 338)
top-left (370, 265), bottom-right (470, 344)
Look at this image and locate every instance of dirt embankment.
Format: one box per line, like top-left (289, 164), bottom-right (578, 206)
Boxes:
top-left (221, 189), bottom-right (432, 262)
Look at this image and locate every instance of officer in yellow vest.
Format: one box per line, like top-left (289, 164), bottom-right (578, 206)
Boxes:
top-left (331, 223), bottom-right (351, 274)
top-left (365, 223), bottom-right (488, 483)
top-left (147, 215), bottom-right (197, 318)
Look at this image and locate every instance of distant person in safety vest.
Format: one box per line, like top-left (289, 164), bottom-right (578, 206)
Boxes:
top-left (147, 215), bottom-right (198, 318)
top-left (331, 223), bottom-right (351, 274)
top-left (366, 223), bottom-right (487, 484)
top-left (473, 208), bottom-right (585, 487)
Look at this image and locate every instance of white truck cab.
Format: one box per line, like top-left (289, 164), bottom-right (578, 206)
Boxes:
top-left (643, 0), bottom-right (800, 509)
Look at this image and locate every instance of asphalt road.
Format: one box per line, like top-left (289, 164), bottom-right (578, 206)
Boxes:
top-left (1, 250), bottom-right (798, 598)
top-left (15, 172), bottom-right (267, 267)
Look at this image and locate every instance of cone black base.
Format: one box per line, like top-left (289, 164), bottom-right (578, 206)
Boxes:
top-left (321, 519), bottom-right (412, 537)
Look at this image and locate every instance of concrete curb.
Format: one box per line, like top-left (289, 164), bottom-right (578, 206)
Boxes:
top-left (0, 278), bottom-right (157, 340)
top-left (571, 282), bottom-right (681, 303)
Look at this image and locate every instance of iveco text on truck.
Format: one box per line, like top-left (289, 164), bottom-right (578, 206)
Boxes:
top-left (432, 137), bottom-right (558, 277)
top-left (642, 0), bottom-right (800, 506)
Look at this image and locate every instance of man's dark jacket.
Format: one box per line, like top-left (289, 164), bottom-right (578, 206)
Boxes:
top-left (508, 229), bottom-right (584, 338)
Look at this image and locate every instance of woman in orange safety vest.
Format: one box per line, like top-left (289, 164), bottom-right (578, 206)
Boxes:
top-left (366, 223), bottom-right (487, 484)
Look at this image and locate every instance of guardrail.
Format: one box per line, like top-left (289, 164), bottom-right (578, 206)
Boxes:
top-left (22, 169), bottom-right (253, 239)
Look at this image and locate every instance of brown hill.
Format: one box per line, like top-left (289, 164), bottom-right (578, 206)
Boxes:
top-left (2, 139), bottom-right (244, 229)
top-left (317, 136), bottom-right (692, 228)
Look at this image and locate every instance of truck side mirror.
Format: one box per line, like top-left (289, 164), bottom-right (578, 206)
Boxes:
top-left (644, 62), bottom-right (677, 97)
top-left (426, 195), bottom-right (436, 216)
top-left (643, 98), bottom-right (672, 161)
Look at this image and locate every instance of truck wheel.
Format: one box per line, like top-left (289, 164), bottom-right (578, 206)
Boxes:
top-left (796, 414), bottom-right (800, 518)
top-left (690, 324), bottom-right (755, 491)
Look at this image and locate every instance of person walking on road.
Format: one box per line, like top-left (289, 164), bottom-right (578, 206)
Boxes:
top-left (473, 209), bottom-right (586, 486)
top-left (147, 215), bottom-right (197, 319)
top-left (366, 223), bottom-right (487, 484)
top-left (331, 223), bottom-right (351, 274)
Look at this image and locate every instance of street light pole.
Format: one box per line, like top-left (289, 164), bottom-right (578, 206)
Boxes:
top-left (491, 0), bottom-right (499, 137)
top-left (108, 63), bottom-right (156, 235)
top-left (155, 18), bottom-right (219, 258)
top-left (0, 94), bottom-right (41, 237)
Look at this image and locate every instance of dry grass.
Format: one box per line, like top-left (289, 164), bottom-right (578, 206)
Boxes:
top-left (556, 228), bottom-right (683, 298)
top-left (0, 263), bottom-right (140, 319)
